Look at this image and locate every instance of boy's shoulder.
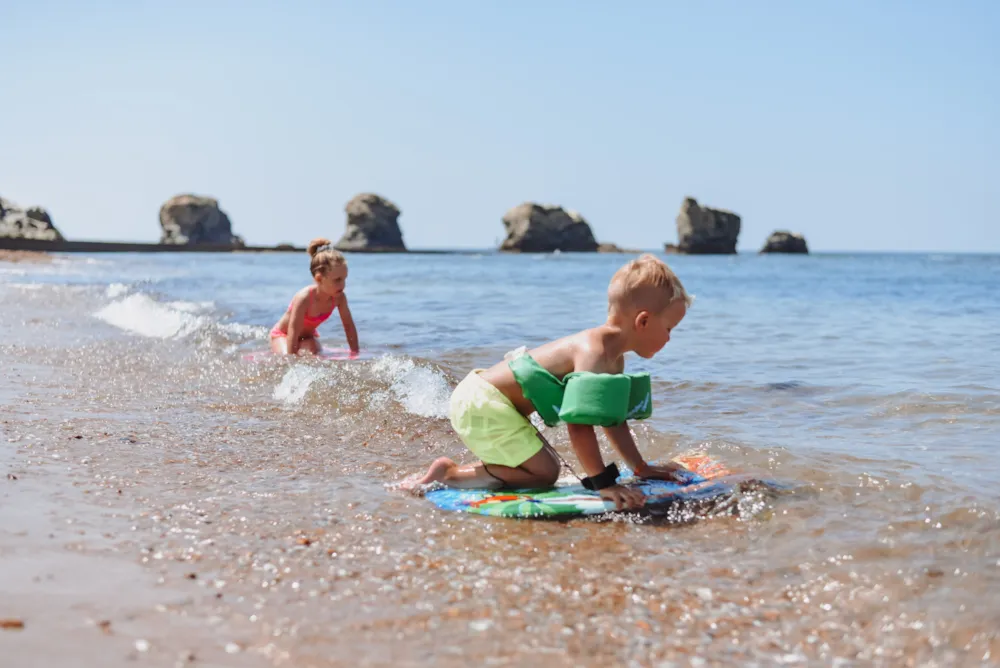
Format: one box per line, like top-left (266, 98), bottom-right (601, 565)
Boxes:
top-left (521, 326), bottom-right (625, 379)
top-left (571, 327), bottom-right (626, 375)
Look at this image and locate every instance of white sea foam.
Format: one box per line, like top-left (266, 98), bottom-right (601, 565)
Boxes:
top-left (267, 353), bottom-right (451, 417)
top-left (168, 300), bottom-right (214, 314)
top-left (370, 355), bottom-right (451, 419)
top-left (217, 322), bottom-right (268, 340)
top-left (94, 293), bottom-right (210, 339)
top-left (273, 365), bottom-right (327, 405)
top-left (105, 283), bottom-right (130, 298)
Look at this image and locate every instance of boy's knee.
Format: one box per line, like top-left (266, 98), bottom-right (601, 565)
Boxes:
top-left (540, 468), bottom-right (560, 486)
top-left (535, 459), bottom-right (560, 486)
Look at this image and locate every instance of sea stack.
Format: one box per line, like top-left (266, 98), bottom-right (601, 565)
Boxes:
top-left (500, 203), bottom-right (599, 252)
top-left (666, 197), bottom-right (740, 254)
top-left (760, 230), bottom-right (809, 254)
top-left (0, 196), bottom-right (63, 242)
top-left (159, 194), bottom-right (244, 246)
top-left (335, 193), bottom-right (406, 252)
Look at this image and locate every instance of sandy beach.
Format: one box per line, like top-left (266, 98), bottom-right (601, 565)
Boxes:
top-left (2, 251), bottom-right (999, 666)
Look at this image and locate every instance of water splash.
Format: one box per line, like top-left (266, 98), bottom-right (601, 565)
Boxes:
top-left (94, 293), bottom-right (210, 339)
top-left (273, 365), bottom-right (327, 405)
top-left (370, 356), bottom-right (452, 419)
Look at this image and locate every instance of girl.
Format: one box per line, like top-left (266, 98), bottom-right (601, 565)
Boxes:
top-left (269, 238), bottom-right (360, 356)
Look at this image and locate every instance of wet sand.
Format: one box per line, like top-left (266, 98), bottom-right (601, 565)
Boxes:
top-left (6, 393), bottom-right (997, 667)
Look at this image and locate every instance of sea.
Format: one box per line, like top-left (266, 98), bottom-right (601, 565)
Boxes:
top-left (1, 250), bottom-right (998, 666)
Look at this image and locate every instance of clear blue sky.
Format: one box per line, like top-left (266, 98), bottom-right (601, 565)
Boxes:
top-left (3, 1), bottom-right (998, 251)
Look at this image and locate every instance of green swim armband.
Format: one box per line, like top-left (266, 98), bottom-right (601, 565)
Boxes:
top-left (558, 372), bottom-right (631, 426)
top-left (508, 351), bottom-right (655, 427)
top-left (559, 372), bottom-right (654, 426)
top-left (508, 354), bottom-right (565, 427)
top-left (625, 373), bottom-right (653, 420)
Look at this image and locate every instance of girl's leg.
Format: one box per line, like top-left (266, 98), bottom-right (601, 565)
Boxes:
top-left (299, 336), bottom-right (321, 355)
top-left (270, 335), bottom-right (321, 355)
top-left (270, 335), bottom-right (289, 354)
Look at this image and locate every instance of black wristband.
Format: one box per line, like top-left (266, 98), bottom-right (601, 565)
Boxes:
top-left (582, 463), bottom-right (620, 491)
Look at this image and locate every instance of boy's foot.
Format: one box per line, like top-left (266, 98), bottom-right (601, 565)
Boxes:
top-left (397, 457), bottom-right (456, 492)
top-left (395, 474), bottom-right (426, 494)
top-left (418, 457), bottom-right (456, 484)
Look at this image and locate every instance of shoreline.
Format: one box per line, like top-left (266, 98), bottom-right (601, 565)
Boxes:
top-left (0, 250), bottom-right (54, 263)
top-left (1, 238), bottom-right (298, 254)
top-left (0, 238), bottom-right (649, 255)
top-left (3, 242), bottom-right (998, 258)
top-left (0, 238), bottom-right (488, 255)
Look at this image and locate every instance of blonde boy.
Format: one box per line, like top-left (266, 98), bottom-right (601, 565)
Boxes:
top-left (412, 254), bottom-right (692, 510)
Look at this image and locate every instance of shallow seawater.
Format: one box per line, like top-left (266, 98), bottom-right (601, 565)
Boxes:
top-left (2, 251), bottom-right (999, 666)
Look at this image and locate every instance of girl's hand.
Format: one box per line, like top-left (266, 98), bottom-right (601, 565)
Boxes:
top-left (598, 484), bottom-right (646, 510)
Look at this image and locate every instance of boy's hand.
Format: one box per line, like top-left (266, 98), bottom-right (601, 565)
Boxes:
top-left (634, 461), bottom-right (688, 482)
top-left (598, 484), bottom-right (646, 510)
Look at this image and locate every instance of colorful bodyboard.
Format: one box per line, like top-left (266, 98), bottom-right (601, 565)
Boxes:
top-left (425, 454), bottom-right (760, 519)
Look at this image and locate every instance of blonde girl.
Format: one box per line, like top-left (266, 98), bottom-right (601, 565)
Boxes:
top-left (269, 238), bottom-right (359, 355)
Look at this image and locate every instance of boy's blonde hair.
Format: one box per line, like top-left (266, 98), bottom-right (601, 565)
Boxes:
top-left (608, 253), bottom-right (692, 313)
top-left (307, 237), bottom-right (347, 276)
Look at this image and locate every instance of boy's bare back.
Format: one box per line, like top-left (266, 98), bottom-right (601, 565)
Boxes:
top-left (480, 325), bottom-right (628, 419)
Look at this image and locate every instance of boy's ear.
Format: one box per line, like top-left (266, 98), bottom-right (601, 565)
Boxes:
top-left (635, 311), bottom-right (649, 329)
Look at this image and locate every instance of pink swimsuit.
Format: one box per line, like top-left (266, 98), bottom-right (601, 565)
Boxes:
top-left (270, 288), bottom-right (335, 339)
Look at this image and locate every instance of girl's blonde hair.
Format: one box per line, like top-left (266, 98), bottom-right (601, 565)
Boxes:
top-left (307, 238), bottom-right (347, 276)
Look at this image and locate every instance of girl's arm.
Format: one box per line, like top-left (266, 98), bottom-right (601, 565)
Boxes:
top-left (285, 292), bottom-right (309, 354)
top-left (338, 293), bottom-right (360, 353)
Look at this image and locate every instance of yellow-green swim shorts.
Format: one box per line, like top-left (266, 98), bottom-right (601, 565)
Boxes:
top-left (449, 370), bottom-right (544, 468)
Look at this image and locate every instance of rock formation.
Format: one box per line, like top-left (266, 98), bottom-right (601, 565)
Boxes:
top-left (0, 196), bottom-right (64, 241)
top-left (159, 195), bottom-right (243, 246)
top-left (667, 197), bottom-right (740, 254)
top-left (500, 203), bottom-right (599, 252)
top-left (335, 193), bottom-right (406, 251)
top-left (761, 230), bottom-right (809, 254)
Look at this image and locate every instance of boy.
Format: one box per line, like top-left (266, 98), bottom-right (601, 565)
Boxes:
top-left (412, 254), bottom-right (692, 510)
